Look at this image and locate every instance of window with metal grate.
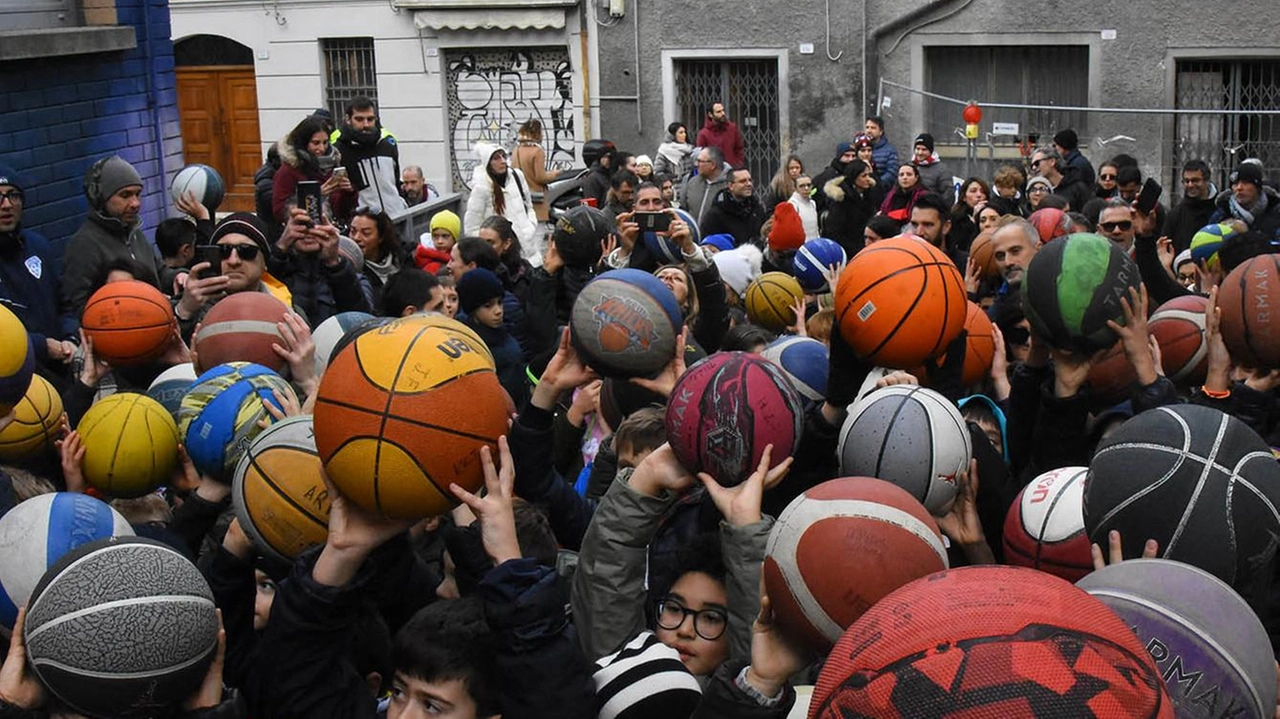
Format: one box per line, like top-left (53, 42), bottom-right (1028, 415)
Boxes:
top-left (321, 37), bottom-right (379, 121)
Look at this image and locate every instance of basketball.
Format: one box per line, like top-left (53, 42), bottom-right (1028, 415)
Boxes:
top-left (178, 362), bottom-right (295, 482)
top-left (233, 415), bottom-right (330, 562)
top-left (0, 375), bottom-right (63, 460)
top-left (967, 229), bottom-right (1000, 281)
top-left (792, 237), bottom-right (847, 292)
top-left (146, 362), bottom-right (197, 419)
top-left (81, 280), bottom-right (175, 365)
top-left (760, 335), bottom-right (828, 410)
top-left (763, 477), bottom-right (947, 650)
top-left (838, 385), bottom-right (971, 514)
top-left (24, 537), bottom-right (219, 719)
top-left (1023, 232), bottom-right (1141, 353)
top-left (311, 311), bottom-right (375, 376)
top-left (1217, 253), bottom-right (1280, 368)
top-left (911, 301), bottom-right (996, 387)
top-left (570, 269), bottom-right (683, 378)
top-left (0, 303), bottom-right (33, 413)
top-left (1149, 295), bottom-right (1208, 384)
top-left (313, 314), bottom-right (513, 520)
top-left (745, 272), bottom-right (805, 332)
top-left (1002, 466), bottom-right (1092, 581)
top-left (169, 163), bottom-right (225, 212)
top-left (1078, 559), bottom-right (1277, 717)
top-left (810, 566), bottom-right (1173, 719)
top-left (0, 493), bottom-right (132, 627)
top-left (194, 292), bottom-right (292, 374)
top-left (1189, 222), bottom-right (1236, 273)
top-left (1085, 403), bottom-right (1280, 593)
top-left (834, 237), bottom-right (966, 368)
top-left (1085, 340), bottom-right (1137, 408)
top-left (77, 393), bottom-right (180, 498)
top-left (665, 352), bottom-right (804, 487)
top-left (1028, 207), bottom-right (1072, 244)
top-left (642, 208), bottom-right (700, 265)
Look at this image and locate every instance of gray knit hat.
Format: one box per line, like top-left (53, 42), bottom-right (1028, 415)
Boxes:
top-left (84, 155), bottom-right (143, 209)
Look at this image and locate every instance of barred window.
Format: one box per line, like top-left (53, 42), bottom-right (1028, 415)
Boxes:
top-left (321, 38), bottom-right (379, 121)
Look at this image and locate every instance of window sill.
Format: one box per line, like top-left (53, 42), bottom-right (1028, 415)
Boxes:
top-left (0, 26), bottom-right (136, 62)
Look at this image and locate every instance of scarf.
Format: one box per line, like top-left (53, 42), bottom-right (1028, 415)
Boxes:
top-left (915, 152), bottom-right (941, 167)
top-left (1229, 190), bottom-right (1267, 226)
top-left (365, 252), bottom-right (398, 285)
top-left (657, 141), bottom-right (693, 168)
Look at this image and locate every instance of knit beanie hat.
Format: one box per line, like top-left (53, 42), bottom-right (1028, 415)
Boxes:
top-left (1053, 128), bottom-right (1079, 152)
top-left (0, 164), bottom-right (23, 193)
top-left (835, 141), bottom-right (854, 158)
top-left (592, 632), bottom-right (702, 719)
top-left (429, 209), bottom-right (462, 243)
top-left (1025, 175), bottom-right (1053, 194)
top-left (769, 201), bottom-right (806, 252)
top-left (701, 233), bottom-right (735, 253)
top-left (457, 267), bottom-right (504, 315)
top-left (852, 134), bottom-right (873, 150)
top-left (914, 133), bottom-right (935, 153)
top-left (208, 212), bottom-right (271, 258)
top-left (85, 155), bottom-right (143, 209)
top-left (635, 154), bottom-right (654, 169)
top-left (1232, 162), bottom-right (1264, 188)
top-left (712, 247), bottom-right (755, 297)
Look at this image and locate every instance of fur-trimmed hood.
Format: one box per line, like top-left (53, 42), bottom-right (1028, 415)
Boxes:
top-left (277, 134), bottom-right (340, 174)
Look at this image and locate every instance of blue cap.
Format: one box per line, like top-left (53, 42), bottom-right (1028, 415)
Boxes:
top-left (0, 163), bottom-right (22, 191)
top-left (701, 233), bottom-right (735, 252)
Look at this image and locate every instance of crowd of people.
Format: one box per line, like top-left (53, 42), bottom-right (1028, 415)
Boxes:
top-left (0, 90), bottom-right (1278, 719)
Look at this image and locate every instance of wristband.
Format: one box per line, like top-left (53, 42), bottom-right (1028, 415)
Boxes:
top-left (1202, 387), bottom-right (1231, 399)
top-left (735, 667), bottom-right (784, 707)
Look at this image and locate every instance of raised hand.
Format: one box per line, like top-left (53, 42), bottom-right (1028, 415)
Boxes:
top-left (449, 436), bottom-right (521, 565)
top-left (630, 327), bottom-right (687, 398)
top-left (697, 444), bottom-right (793, 526)
top-left (1090, 529), bottom-right (1159, 570)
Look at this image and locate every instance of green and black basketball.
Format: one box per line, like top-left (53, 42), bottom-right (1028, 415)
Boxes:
top-left (1022, 233), bottom-right (1140, 353)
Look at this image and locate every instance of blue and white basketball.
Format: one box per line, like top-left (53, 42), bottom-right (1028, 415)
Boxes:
top-left (312, 311), bottom-right (376, 376)
top-left (0, 493), bottom-right (132, 627)
top-left (760, 335), bottom-right (829, 409)
top-left (177, 362), bottom-right (295, 482)
top-left (792, 237), bottom-right (847, 292)
top-left (146, 362), bottom-right (198, 421)
top-left (643, 208), bottom-right (701, 265)
top-left (169, 164), bottom-right (225, 212)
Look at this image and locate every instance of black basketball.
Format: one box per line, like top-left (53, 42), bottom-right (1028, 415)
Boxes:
top-left (552, 205), bottom-right (611, 269)
top-left (1022, 233), bottom-right (1140, 352)
top-left (1085, 404), bottom-right (1280, 596)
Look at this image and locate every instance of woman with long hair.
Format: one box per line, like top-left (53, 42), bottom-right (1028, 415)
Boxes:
top-left (271, 116), bottom-right (354, 227)
top-left (478, 214), bottom-right (533, 304)
top-left (509, 118), bottom-right (562, 222)
top-left (347, 208), bottom-right (404, 313)
top-left (879, 164), bottom-right (928, 229)
top-left (463, 141), bottom-right (539, 257)
top-left (762, 154), bottom-right (804, 214)
top-left (949, 177), bottom-right (991, 253)
top-left (653, 122), bottom-right (695, 179)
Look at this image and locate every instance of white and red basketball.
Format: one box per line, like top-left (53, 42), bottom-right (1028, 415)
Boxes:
top-left (1149, 295), bottom-right (1208, 384)
top-left (762, 477), bottom-right (948, 651)
top-left (1003, 466), bottom-right (1092, 581)
top-left (194, 293), bottom-right (291, 374)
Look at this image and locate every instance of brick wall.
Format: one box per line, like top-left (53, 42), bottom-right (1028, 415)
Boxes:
top-left (0, 0), bottom-right (184, 260)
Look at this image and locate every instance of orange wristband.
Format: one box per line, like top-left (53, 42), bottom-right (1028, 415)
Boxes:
top-left (1202, 388), bottom-right (1231, 399)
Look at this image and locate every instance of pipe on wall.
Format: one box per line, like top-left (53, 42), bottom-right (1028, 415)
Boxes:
top-left (864, 0), bottom-right (963, 117)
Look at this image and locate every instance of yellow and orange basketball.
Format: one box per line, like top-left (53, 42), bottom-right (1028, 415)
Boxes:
top-left (312, 314), bottom-right (513, 520)
top-left (233, 415), bottom-right (329, 562)
top-left (0, 375), bottom-right (62, 460)
top-left (745, 272), bottom-right (804, 332)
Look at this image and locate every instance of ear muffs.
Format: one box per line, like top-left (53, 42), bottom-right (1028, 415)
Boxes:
top-left (83, 157), bottom-right (109, 211)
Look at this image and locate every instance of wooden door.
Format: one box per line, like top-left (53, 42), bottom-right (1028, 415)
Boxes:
top-left (176, 66), bottom-right (261, 212)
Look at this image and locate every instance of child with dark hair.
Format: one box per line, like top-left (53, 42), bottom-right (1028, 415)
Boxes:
top-left (155, 217), bottom-right (197, 294)
top-left (457, 267), bottom-right (527, 407)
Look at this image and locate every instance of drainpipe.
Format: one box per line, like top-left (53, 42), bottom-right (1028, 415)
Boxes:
top-left (864, 0), bottom-right (962, 117)
top-left (141, 0), bottom-right (169, 199)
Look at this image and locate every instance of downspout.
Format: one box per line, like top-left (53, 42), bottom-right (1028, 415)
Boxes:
top-left (141, 0), bottom-right (169, 195)
top-left (864, 0), bottom-right (963, 117)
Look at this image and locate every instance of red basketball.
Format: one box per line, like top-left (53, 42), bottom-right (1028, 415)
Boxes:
top-left (911, 301), bottom-right (995, 387)
top-left (1217, 254), bottom-right (1280, 368)
top-left (1149, 295), bottom-right (1208, 384)
top-left (1002, 466), bottom-right (1093, 581)
top-left (81, 281), bottom-right (175, 365)
top-left (810, 566), bottom-right (1174, 719)
top-left (195, 293), bottom-right (291, 373)
top-left (763, 477), bottom-right (947, 651)
top-left (664, 352), bottom-right (804, 487)
top-left (834, 238), bottom-right (966, 368)
top-left (1086, 339), bottom-right (1137, 408)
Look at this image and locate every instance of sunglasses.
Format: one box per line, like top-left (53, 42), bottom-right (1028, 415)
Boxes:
top-left (1099, 174), bottom-right (1116, 181)
top-left (215, 243), bottom-right (261, 261)
top-left (1099, 220), bottom-right (1133, 232)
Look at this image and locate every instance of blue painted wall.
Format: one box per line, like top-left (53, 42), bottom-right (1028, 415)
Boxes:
top-left (0, 0), bottom-right (183, 259)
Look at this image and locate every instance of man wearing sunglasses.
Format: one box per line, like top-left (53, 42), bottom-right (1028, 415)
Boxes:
top-left (176, 213), bottom-right (293, 336)
top-left (1097, 199), bottom-right (1137, 255)
top-left (1030, 146), bottom-right (1091, 215)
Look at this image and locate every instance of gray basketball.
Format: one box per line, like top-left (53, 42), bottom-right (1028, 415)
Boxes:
top-left (837, 385), bottom-right (972, 514)
top-left (1078, 559), bottom-right (1276, 718)
top-left (24, 537), bottom-right (219, 719)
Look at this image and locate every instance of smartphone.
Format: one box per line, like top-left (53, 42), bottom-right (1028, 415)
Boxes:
top-left (1136, 177), bottom-right (1162, 214)
top-left (636, 211), bottom-right (672, 233)
top-left (297, 180), bottom-right (323, 226)
top-left (196, 246), bottom-right (222, 279)
top-left (332, 166), bottom-right (348, 180)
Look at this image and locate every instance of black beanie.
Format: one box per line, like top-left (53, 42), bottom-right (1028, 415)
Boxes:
top-left (1053, 129), bottom-right (1079, 152)
top-left (457, 267), bottom-right (504, 315)
top-left (914, 133), bottom-right (935, 153)
top-left (209, 212), bottom-right (271, 258)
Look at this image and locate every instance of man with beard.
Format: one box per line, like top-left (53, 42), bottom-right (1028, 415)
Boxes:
top-left (0, 165), bottom-right (77, 368)
top-left (695, 102), bottom-right (745, 168)
top-left (331, 96), bottom-right (408, 215)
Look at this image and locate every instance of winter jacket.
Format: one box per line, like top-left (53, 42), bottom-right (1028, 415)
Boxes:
top-left (267, 249), bottom-right (374, 327)
top-left (271, 136), bottom-right (354, 224)
top-left (701, 190), bottom-right (766, 246)
top-left (689, 249), bottom-right (730, 354)
top-left (413, 244), bottom-right (450, 274)
top-left (510, 401), bottom-right (600, 550)
top-left (330, 125), bottom-right (407, 216)
top-left (691, 662), bottom-right (797, 719)
top-left (681, 171), bottom-right (731, 229)
top-left (1052, 170), bottom-right (1094, 214)
top-left (0, 228), bottom-right (76, 365)
top-left (695, 118), bottom-right (746, 168)
top-left (1134, 234), bottom-right (1191, 308)
top-left (788, 192), bottom-right (820, 240)
top-left (871, 135), bottom-right (900, 190)
top-left (1209, 186), bottom-right (1280, 240)
top-left (913, 154), bottom-right (954, 205)
top-left (820, 174), bottom-right (881, 257)
top-left (464, 150), bottom-right (539, 250)
top-left (655, 138), bottom-right (696, 180)
top-left (467, 318), bottom-right (528, 409)
top-left (254, 146), bottom-right (282, 227)
top-left (581, 163), bottom-right (611, 209)
top-left (949, 205), bottom-right (980, 254)
top-left (62, 211), bottom-right (163, 315)
top-left (879, 183), bottom-right (929, 225)
top-left (1061, 148), bottom-right (1096, 188)
top-left (1163, 195), bottom-right (1218, 253)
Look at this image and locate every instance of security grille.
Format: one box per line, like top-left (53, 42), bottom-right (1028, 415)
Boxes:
top-left (1174, 59), bottom-right (1280, 190)
top-left (674, 58), bottom-right (780, 185)
top-left (321, 38), bottom-right (379, 121)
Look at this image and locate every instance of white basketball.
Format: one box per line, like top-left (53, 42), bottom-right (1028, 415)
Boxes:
top-left (837, 385), bottom-right (972, 514)
top-left (0, 493), bottom-right (133, 627)
top-left (169, 164), bottom-right (225, 211)
top-left (146, 362), bottom-right (198, 419)
top-left (1018, 466), bottom-right (1087, 543)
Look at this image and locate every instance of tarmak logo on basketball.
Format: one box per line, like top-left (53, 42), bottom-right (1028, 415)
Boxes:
top-left (1254, 268), bottom-right (1271, 330)
top-left (1144, 638), bottom-right (1243, 715)
top-left (592, 294), bottom-right (657, 354)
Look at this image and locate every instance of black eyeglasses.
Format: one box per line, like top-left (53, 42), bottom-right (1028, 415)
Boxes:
top-left (0, 190), bottom-right (23, 204)
top-left (216, 243), bottom-right (261, 260)
top-left (655, 598), bottom-right (727, 640)
top-left (1031, 159), bottom-right (1044, 168)
top-left (1099, 220), bottom-right (1133, 232)
top-left (1099, 174), bottom-right (1116, 181)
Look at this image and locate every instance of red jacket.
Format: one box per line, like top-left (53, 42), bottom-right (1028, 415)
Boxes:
top-left (696, 118), bottom-right (746, 168)
top-left (414, 245), bottom-right (451, 274)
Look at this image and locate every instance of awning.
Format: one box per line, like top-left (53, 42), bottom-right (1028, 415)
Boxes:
top-left (412, 7), bottom-right (566, 30)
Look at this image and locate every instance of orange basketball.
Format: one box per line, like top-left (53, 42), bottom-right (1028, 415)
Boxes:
top-left (912, 301), bottom-right (996, 387)
top-left (81, 281), bottom-right (175, 365)
top-left (834, 238), bottom-right (966, 368)
top-left (312, 314), bottom-right (514, 520)
top-left (968, 229), bottom-right (1000, 281)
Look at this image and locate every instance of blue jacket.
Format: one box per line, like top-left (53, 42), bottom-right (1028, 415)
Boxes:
top-left (871, 135), bottom-right (900, 190)
top-left (0, 228), bottom-right (76, 364)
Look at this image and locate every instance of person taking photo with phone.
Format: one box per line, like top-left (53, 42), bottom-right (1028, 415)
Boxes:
top-left (272, 116), bottom-right (355, 236)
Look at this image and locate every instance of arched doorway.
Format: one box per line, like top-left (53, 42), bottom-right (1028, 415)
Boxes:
top-left (175, 35), bottom-right (262, 212)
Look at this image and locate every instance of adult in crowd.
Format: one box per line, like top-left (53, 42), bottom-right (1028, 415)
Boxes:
top-left (819, 159), bottom-right (880, 256)
top-left (681, 147), bottom-right (729, 228)
top-left (464, 142), bottom-right (539, 252)
top-left (330, 96), bottom-right (407, 215)
top-left (654, 122), bottom-right (695, 180)
top-left (701, 168), bottom-right (765, 246)
top-left (949, 177), bottom-right (990, 254)
top-left (510, 119), bottom-right (562, 223)
top-left (347, 208), bottom-right (405, 314)
top-left (696, 102), bottom-right (745, 168)
top-left (1210, 161), bottom-right (1280, 239)
top-left (761, 155), bottom-right (804, 213)
top-left (880, 164), bottom-right (928, 228)
top-left (1031, 146), bottom-right (1091, 213)
top-left (400, 165), bottom-right (436, 207)
top-left (1164, 159), bottom-right (1217, 252)
top-left (911, 133), bottom-right (953, 205)
top-left (267, 207), bottom-right (375, 326)
top-left (271, 116), bottom-right (353, 230)
top-left (1053, 128), bottom-right (1095, 187)
top-left (864, 116), bottom-right (900, 190)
